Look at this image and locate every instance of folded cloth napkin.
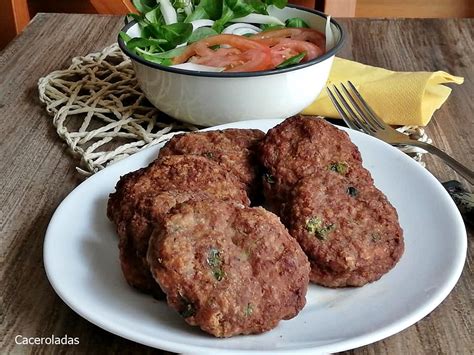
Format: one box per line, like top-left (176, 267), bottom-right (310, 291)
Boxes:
top-left (302, 57), bottom-right (464, 126)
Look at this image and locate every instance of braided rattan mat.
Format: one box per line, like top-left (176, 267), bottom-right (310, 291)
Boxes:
top-left (38, 43), bottom-right (431, 175)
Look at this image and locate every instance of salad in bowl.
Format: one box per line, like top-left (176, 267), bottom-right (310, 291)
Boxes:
top-left (118, 0), bottom-right (344, 125)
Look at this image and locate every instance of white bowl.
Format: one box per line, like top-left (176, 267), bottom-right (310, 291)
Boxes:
top-left (118, 6), bottom-right (345, 127)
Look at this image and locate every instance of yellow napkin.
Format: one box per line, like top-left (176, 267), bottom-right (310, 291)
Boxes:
top-left (302, 57), bottom-right (464, 126)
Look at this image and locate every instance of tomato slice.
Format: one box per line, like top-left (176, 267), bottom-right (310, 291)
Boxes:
top-left (194, 42), bottom-right (216, 57)
top-left (270, 38), bottom-right (323, 63)
top-left (269, 44), bottom-right (299, 67)
top-left (171, 31), bottom-right (324, 72)
top-left (192, 47), bottom-right (273, 72)
top-left (173, 34), bottom-right (269, 65)
top-left (173, 34), bottom-right (273, 72)
top-left (191, 48), bottom-right (244, 68)
top-left (227, 48), bottom-right (273, 72)
top-left (251, 28), bottom-right (325, 52)
top-left (250, 28), bottom-right (305, 40)
top-left (291, 29), bottom-right (326, 50)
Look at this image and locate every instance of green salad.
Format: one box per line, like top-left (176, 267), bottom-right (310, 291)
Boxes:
top-left (120, 0), bottom-right (313, 67)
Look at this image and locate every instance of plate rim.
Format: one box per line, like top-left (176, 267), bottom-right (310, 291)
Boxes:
top-left (43, 118), bottom-right (467, 354)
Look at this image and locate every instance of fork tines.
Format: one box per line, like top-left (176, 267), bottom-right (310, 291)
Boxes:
top-left (326, 81), bottom-right (388, 134)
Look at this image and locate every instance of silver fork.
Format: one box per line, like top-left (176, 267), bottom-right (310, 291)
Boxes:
top-left (327, 81), bottom-right (474, 184)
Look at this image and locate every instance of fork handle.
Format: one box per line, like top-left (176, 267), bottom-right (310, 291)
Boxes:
top-left (410, 141), bottom-right (474, 185)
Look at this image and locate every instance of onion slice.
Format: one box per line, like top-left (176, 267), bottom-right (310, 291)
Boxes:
top-left (325, 15), bottom-right (335, 51)
top-left (160, 0), bottom-right (178, 25)
top-left (171, 63), bottom-right (225, 72)
top-left (230, 14), bottom-right (284, 26)
top-left (223, 23), bottom-right (261, 36)
top-left (190, 19), bottom-right (215, 30)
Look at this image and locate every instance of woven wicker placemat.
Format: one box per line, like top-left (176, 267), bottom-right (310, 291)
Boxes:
top-left (38, 44), bottom-right (197, 175)
top-left (38, 43), bottom-right (431, 175)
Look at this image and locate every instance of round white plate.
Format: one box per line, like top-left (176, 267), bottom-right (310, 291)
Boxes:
top-left (44, 119), bottom-right (467, 354)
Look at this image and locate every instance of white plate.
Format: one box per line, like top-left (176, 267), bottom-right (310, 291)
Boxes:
top-left (44, 119), bottom-right (467, 354)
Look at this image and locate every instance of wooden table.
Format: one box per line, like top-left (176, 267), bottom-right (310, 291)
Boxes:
top-left (0, 13), bottom-right (472, 354)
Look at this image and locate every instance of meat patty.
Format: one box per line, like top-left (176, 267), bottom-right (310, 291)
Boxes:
top-left (118, 191), bottom-right (214, 297)
top-left (107, 155), bottom-right (250, 293)
top-left (287, 170), bottom-right (404, 287)
top-left (158, 129), bottom-right (265, 200)
top-left (147, 199), bottom-right (310, 337)
top-left (259, 115), bottom-right (366, 214)
top-left (107, 155), bottom-right (250, 229)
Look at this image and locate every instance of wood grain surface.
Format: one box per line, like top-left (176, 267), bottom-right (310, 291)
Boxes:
top-left (0, 14), bottom-right (472, 354)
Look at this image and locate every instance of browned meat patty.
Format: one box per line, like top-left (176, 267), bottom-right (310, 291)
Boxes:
top-left (118, 190), bottom-right (215, 297)
top-left (147, 199), bottom-right (310, 337)
top-left (158, 129), bottom-right (265, 200)
top-left (107, 155), bottom-right (250, 293)
top-left (259, 115), bottom-right (367, 214)
top-left (287, 170), bottom-right (404, 287)
top-left (107, 155), bottom-right (250, 228)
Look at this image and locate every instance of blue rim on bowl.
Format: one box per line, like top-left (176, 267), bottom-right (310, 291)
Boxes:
top-left (117, 5), bottom-right (345, 78)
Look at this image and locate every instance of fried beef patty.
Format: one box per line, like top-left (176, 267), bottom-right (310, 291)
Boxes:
top-left (147, 199), bottom-right (310, 337)
top-left (159, 129), bottom-right (265, 200)
top-left (288, 171), bottom-right (404, 287)
top-left (118, 190), bottom-right (214, 296)
top-left (107, 155), bottom-right (249, 293)
top-left (259, 115), bottom-right (367, 213)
